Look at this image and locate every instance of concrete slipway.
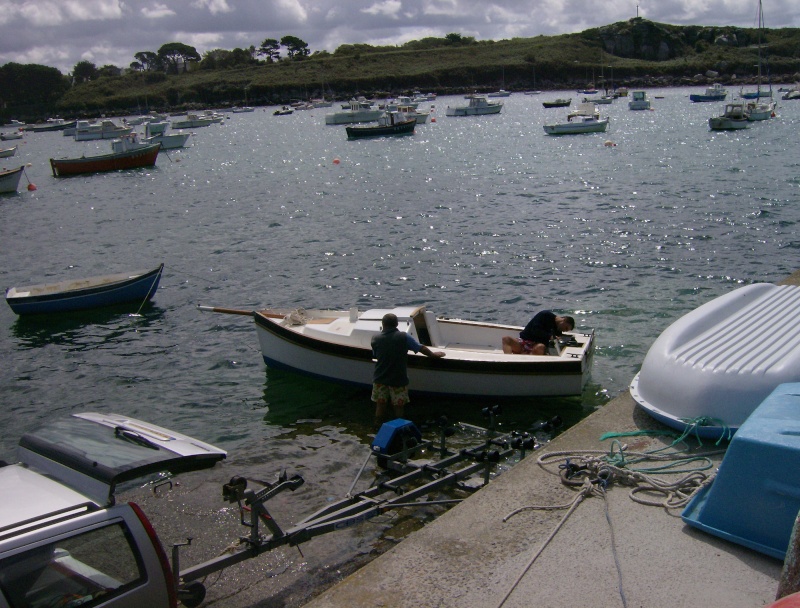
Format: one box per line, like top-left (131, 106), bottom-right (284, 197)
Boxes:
top-left (304, 271), bottom-right (800, 608)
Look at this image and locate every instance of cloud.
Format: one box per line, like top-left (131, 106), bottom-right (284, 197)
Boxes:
top-left (362, 1), bottom-right (403, 19)
top-left (141, 3), bottom-right (176, 18)
top-left (190, 0), bottom-right (234, 15)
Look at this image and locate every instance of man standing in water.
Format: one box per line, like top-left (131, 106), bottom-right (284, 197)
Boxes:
top-left (371, 313), bottom-right (445, 426)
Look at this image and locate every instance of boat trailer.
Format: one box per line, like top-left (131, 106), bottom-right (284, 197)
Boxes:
top-left (173, 407), bottom-right (541, 607)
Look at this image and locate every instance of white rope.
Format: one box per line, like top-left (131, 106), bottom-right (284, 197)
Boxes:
top-left (496, 480), bottom-right (597, 608)
top-left (494, 443), bottom-right (721, 608)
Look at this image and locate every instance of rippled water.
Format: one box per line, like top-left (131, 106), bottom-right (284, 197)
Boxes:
top-left (2, 88), bottom-right (798, 460)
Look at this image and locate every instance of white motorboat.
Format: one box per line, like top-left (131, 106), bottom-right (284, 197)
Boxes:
top-left (0, 131), bottom-right (23, 141)
top-left (543, 116), bottom-right (609, 135)
top-left (200, 305), bottom-right (595, 398)
top-left (171, 114), bottom-right (216, 129)
top-left (445, 95), bottom-right (503, 116)
top-left (74, 119), bottom-right (133, 141)
top-left (325, 100), bottom-right (384, 125)
top-left (630, 283), bottom-right (800, 439)
top-left (709, 102), bottom-right (749, 130)
top-left (628, 90), bottom-right (651, 110)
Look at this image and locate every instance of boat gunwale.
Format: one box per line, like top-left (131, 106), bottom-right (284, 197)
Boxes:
top-left (253, 310), bottom-right (590, 375)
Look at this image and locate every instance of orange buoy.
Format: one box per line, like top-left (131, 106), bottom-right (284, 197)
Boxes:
top-left (333, 158), bottom-right (340, 164)
top-left (431, 117), bottom-right (436, 123)
top-left (27, 183), bottom-right (37, 191)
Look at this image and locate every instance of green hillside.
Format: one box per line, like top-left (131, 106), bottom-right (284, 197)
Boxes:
top-left (4, 18), bottom-right (800, 120)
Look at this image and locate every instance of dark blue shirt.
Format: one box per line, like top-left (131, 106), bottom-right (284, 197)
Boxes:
top-left (371, 327), bottom-right (422, 387)
top-left (519, 310), bottom-right (559, 343)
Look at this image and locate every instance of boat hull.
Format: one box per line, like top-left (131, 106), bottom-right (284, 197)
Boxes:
top-left (543, 118), bottom-right (609, 135)
top-left (709, 117), bottom-right (748, 130)
top-left (630, 283), bottom-right (800, 439)
top-left (325, 110), bottom-right (383, 125)
top-left (445, 104), bottom-right (503, 116)
top-left (0, 166), bottom-right (24, 194)
top-left (253, 307), bottom-right (594, 398)
top-left (0, 145), bottom-right (17, 158)
top-left (50, 144), bottom-right (160, 176)
top-left (346, 119), bottom-right (416, 139)
top-left (690, 94), bottom-right (726, 102)
top-left (5, 264), bottom-right (164, 315)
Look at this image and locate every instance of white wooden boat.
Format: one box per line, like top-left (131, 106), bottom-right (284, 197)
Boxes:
top-left (445, 96), bottom-right (503, 116)
top-left (543, 116), bottom-right (609, 135)
top-left (0, 166), bottom-right (24, 194)
top-left (0, 131), bottom-right (23, 141)
top-left (0, 144), bottom-right (17, 158)
top-left (201, 305), bottom-right (595, 397)
top-left (630, 283), bottom-right (800, 439)
top-left (709, 102), bottom-right (749, 130)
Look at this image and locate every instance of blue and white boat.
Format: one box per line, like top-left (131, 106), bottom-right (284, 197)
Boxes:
top-left (630, 283), bottom-right (800, 439)
top-left (690, 83), bottom-right (728, 102)
top-left (5, 264), bottom-right (163, 315)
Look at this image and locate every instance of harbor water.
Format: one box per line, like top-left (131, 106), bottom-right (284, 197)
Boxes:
top-left (0, 88), bottom-right (797, 603)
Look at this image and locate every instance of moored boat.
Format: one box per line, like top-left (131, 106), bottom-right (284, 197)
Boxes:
top-left (49, 143), bottom-right (160, 177)
top-left (0, 144), bottom-right (17, 158)
top-left (5, 263), bottom-right (164, 315)
top-left (630, 283), bottom-right (800, 439)
top-left (708, 102), bottom-right (749, 130)
top-left (0, 165), bottom-right (24, 194)
top-left (690, 83), bottom-right (728, 102)
top-left (445, 95), bottom-right (503, 116)
top-left (201, 304), bottom-right (595, 398)
top-left (628, 90), bottom-right (651, 110)
top-left (346, 113), bottom-right (416, 139)
top-left (325, 100), bottom-right (383, 125)
top-left (0, 131), bottom-right (23, 141)
top-left (73, 119), bottom-right (133, 141)
top-left (543, 116), bottom-right (609, 135)
top-left (542, 98), bottom-right (572, 108)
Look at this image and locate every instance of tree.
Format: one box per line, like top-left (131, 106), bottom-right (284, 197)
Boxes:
top-left (134, 51), bottom-right (161, 72)
top-left (0, 62), bottom-right (69, 106)
top-left (258, 38), bottom-right (280, 62)
top-left (72, 60), bottom-right (98, 83)
top-left (97, 64), bottom-right (121, 78)
top-left (280, 35), bottom-right (310, 59)
top-left (157, 42), bottom-right (201, 74)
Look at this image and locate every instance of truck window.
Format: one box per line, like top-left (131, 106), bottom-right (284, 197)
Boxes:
top-left (0, 522), bottom-right (145, 608)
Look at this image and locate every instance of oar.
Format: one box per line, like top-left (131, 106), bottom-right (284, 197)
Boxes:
top-left (197, 305), bottom-right (254, 316)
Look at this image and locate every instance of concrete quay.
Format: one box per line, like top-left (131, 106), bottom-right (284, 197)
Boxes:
top-left (304, 271), bottom-right (800, 608)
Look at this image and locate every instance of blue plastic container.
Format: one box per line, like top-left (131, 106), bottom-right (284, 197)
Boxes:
top-left (682, 383), bottom-right (800, 559)
top-left (371, 419), bottom-right (421, 455)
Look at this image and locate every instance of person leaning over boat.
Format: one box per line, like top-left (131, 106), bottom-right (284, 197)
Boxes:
top-left (501, 311), bottom-right (575, 356)
top-left (371, 313), bottom-right (445, 426)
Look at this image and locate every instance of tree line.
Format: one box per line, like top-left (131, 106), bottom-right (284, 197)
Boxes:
top-left (72, 36), bottom-right (312, 83)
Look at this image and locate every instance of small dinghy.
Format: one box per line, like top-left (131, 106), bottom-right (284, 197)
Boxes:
top-left (630, 283), bottom-right (800, 439)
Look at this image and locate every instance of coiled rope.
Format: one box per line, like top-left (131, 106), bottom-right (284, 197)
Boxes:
top-left (495, 433), bottom-right (724, 608)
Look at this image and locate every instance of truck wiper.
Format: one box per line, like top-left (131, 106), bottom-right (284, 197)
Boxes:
top-left (115, 427), bottom-right (160, 450)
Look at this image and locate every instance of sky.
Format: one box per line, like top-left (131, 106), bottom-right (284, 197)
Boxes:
top-left (0, 0), bottom-right (794, 75)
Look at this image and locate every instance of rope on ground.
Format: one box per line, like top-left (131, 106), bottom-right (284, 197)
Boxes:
top-left (495, 479), bottom-right (598, 608)
top-left (495, 437), bottom-right (724, 608)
